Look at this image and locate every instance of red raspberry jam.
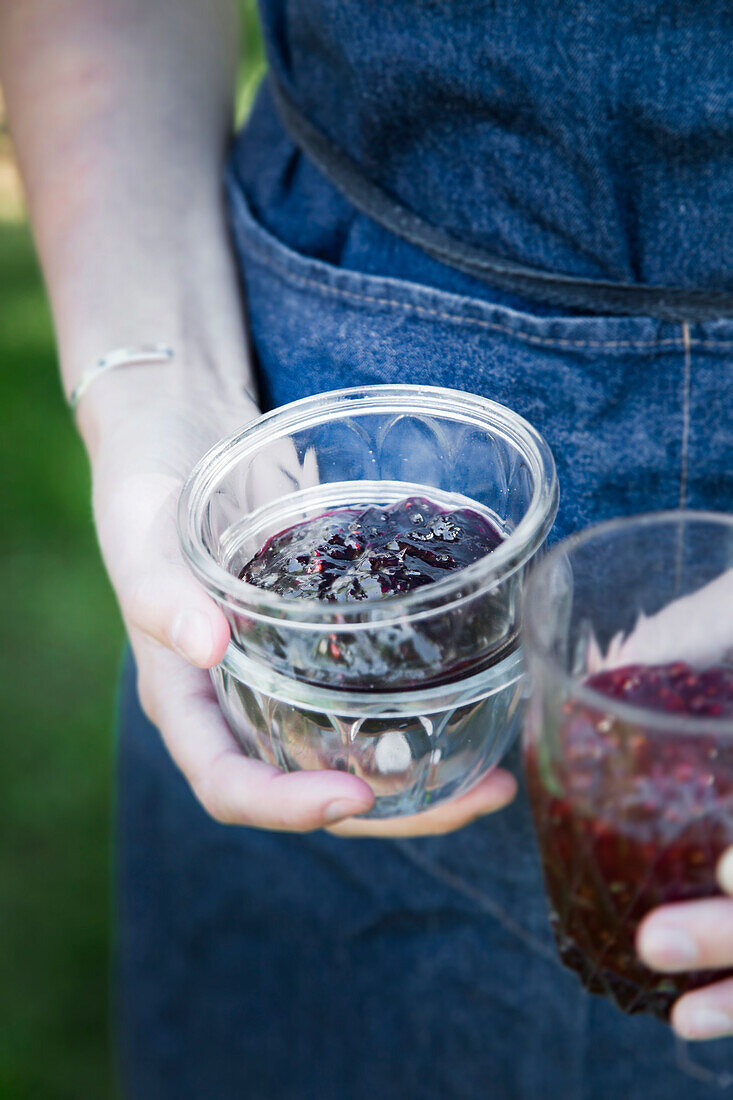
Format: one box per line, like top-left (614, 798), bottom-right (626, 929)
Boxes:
top-left (241, 496), bottom-right (502, 603)
top-left (525, 662), bottom-right (733, 1019)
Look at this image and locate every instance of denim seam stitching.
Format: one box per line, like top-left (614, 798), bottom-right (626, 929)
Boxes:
top-left (675, 1037), bottom-right (733, 1089)
top-left (679, 322), bottom-right (692, 510)
top-left (241, 232), bottom-right (733, 351)
top-left (394, 840), bottom-right (561, 966)
top-left (244, 237), bottom-right (678, 350)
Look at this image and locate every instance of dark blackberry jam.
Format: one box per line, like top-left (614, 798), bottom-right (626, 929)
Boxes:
top-left (525, 662), bottom-right (733, 1019)
top-left (240, 496), bottom-right (503, 603)
top-left (235, 495), bottom-right (511, 691)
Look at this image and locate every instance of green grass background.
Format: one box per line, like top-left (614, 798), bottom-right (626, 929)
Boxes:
top-left (0, 6), bottom-right (263, 1096)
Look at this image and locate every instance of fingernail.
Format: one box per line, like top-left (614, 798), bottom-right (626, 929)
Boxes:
top-left (718, 849), bottom-right (733, 894)
top-left (323, 799), bottom-right (370, 824)
top-left (641, 925), bottom-right (698, 969)
top-left (679, 1008), bottom-right (733, 1041)
top-left (171, 610), bottom-right (214, 665)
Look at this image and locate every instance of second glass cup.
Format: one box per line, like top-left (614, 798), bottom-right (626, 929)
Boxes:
top-left (522, 512), bottom-right (733, 1018)
top-left (179, 385), bottom-right (558, 817)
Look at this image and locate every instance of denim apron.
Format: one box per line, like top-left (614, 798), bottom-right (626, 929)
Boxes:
top-left (117, 8), bottom-right (733, 1097)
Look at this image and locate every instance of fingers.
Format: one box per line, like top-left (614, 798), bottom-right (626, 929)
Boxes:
top-left (135, 639), bottom-right (374, 831)
top-left (634, 850), bottom-right (733, 1040)
top-left (671, 978), bottom-right (733, 1041)
top-left (325, 768), bottom-right (517, 837)
top-left (718, 848), bottom-right (733, 894)
top-left (637, 895), bottom-right (733, 1040)
top-left (637, 898), bottom-right (733, 974)
top-left (95, 470), bottom-right (230, 667)
top-left (134, 637), bottom-right (515, 835)
top-left (124, 563), bottom-right (230, 667)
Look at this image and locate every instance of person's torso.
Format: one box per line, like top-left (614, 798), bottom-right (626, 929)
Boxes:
top-left (256, 0), bottom-right (733, 291)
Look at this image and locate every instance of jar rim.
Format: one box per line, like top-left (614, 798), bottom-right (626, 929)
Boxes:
top-left (523, 510), bottom-right (733, 734)
top-left (177, 384), bottom-right (558, 627)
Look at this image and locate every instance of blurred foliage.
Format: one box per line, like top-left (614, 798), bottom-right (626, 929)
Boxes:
top-left (0, 221), bottom-right (122, 1100)
top-left (0, 2), bottom-right (265, 1096)
top-left (236, 0), bottom-right (266, 126)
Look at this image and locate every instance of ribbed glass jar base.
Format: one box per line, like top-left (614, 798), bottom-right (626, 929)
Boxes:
top-left (212, 643), bottom-right (524, 818)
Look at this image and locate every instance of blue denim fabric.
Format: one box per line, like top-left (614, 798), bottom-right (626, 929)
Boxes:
top-left (255, 1), bottom-right (733, 291)
top-left (118, 54), bottom-right (733, 1100)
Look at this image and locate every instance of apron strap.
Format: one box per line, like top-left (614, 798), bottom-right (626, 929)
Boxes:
top-left (270, 75), bottom-right (733, 321)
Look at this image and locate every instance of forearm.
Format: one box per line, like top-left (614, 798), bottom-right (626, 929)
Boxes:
top-left (0, 0), bottom-right (253, 455)
top-left (0, 1), bottom-right (526, 838)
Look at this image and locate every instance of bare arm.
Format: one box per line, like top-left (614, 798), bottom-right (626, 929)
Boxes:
top-left (0, 0), bottom-right (250, 444)
top-left (0, 0), bottom-right (516, 834)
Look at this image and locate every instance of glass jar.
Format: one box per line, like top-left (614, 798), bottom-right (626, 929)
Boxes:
top-left (179, 384), bottom-right (558, 816)
top-left (522, 512), bottom-right (733, 1018)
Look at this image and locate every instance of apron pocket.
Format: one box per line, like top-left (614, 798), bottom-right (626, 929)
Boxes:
top-left (226, 173), bottom-right (731, 537)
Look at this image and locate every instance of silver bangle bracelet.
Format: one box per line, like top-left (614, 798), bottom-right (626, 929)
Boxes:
top-left (68, 344), bottom-right (174, 411)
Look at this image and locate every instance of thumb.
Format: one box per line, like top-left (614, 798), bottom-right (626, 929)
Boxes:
top-left (97, 470), bottom-right (230, 668)
top-left (123, 561), bottom-right (230, 667)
